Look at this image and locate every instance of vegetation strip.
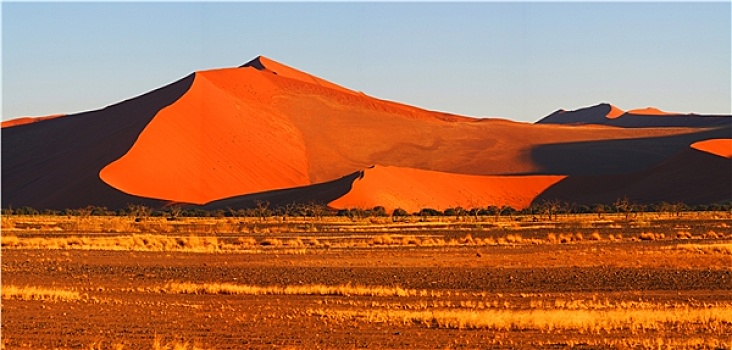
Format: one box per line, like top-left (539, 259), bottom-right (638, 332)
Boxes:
top-left (155, 282), bottom-right (437, 297)
top-left (674, 243), bottom-right (732, 254)
top-left (1, 285), bottom-right (81, 301)
top-left (307, 307), bottom-right (732, 332)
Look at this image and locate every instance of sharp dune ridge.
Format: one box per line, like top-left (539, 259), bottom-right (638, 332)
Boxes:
top-left (2, 56), bottom-right (730, 210)
top-left (1, 114), bottom-right (66, 128)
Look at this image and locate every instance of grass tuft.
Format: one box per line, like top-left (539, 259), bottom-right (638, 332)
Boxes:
top-left (2, 285), bottom-right (81, 301)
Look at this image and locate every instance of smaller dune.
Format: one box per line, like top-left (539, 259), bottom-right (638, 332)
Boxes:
top-left (691, 139), bottom-right (732, 159)
top-left (626, 107), bottom-right (678, 116)
top-left (329, 165), bottom-right (565, 212)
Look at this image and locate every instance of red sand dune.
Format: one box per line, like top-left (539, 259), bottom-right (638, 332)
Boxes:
top-left (626, 107), bottom-right (677, 116)
top-left (329, 166), bottom-right (565, 212)
top-left (4, 56), bottom-right (731, 210)
top-left (103, 57), bottom-right (699, 206)
top-left (1, 114), bottom-right (65, 128)
top-left (100, 68), bottom-right (311, 205)
top-left (606, 105), bottom-right (625, 119)
top-left (691, 139), bottom-right (732, 159)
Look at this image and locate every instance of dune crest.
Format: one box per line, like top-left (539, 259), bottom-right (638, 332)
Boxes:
top-left (1, 114), bottom-right (65, 128)
top-left (691, 139), bottom-right (732, 159)
top-left (627, 107), bottom-right (677, 116)
top-left (242, 55), bottom-right (356, 96)
top-left (328, 165), bottom-right (565, 213)
top-left (606, 104), bottom-right (626, 119)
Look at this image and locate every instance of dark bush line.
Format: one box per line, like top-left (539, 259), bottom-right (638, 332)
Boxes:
top-left (3, 200), bottom-right (731, 219)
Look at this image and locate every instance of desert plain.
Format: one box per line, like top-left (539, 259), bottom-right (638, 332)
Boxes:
top-left (2, 211), bottom-right (732, 349)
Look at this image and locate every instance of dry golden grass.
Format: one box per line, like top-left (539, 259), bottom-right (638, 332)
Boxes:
top-left (3, 229), bottom-right (722, 254)
top-left (534, 337), bottom-right (731, 349)
top-left (3, 214), bottom-right (730, 255)
top-left (86, 341), bottom-right (126, 350)
top-left (155, 282), bottom-right (439, 297)
top-left (674, 242), bottom-right (732, 254)
top-left (2, 285), bottom-right (80, 301)
top-left (308, 306), bottom-right (732, 333)
top-left (152, 336), bottom-right (209, 350)
top-left (4, 338), bottom-right (210, 350)
top-left (0, 232), bottom-right (551, 253)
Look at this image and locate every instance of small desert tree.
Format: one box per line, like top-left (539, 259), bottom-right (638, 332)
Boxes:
top-left (253, 201), bottom-right (271, 222)
top-left (613, 197), bottom-right (635, 221)
top-left (541, 200), bottom-right (561, 221)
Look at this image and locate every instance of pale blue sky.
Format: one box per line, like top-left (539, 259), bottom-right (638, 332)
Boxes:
top-left (2, 2), bottom-right (730, 122)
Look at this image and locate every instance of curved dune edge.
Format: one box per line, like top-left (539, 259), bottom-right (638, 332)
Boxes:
top-left (605, 104), bottom-right (625, 119)
top-left (1, 114), bottom-right (65, 128)
top-left (243, 55), bottom-right (357, 96)
top-left (328, 165), bottom-right (566, 213)
top-left (99, 68), bottom-right (311, 205)
top-left (627, 107), bottom-right (677, 116)
top-left (691, 139), bottom-right (732, 159)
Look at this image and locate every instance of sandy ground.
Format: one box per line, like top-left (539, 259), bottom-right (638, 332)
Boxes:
top-left (3, 216), bottom-right (732, 349)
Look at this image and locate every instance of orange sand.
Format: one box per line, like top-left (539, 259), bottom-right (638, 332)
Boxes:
top-left (247, 56), bottom-right (356, 96)
top-left (627, 107), bottom-right (677, 115)
top-left (99, 68), bottom-right (310, 205)
top-left (605, 105), bottom-right (625, 119)
top-left (329, 165), bottom-right (566, 212)
top-left (691, 139), bottom-right (732, 159)
top-left (1, 114), bottom-right (65, 128)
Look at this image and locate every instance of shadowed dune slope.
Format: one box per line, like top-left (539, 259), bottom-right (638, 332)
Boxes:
top-left (1, 75), bottom-right (195, 210)
top-left (200, 171), bottom-right (362, 211)
top-left (691, 139), bottom-right (732, 159)
top-left (529, 127), bottom-right (731, 176)
top-left (534, 146), bottom-right (732, 206)
top-left (329, 166), bottom-right (565, 212)
top-left (538, 103), bottom-right (731, 128)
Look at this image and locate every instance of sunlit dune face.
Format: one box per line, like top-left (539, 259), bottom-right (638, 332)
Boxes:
top-left (329, 165), bottom-right (565, 212)
top-left (99, 69), bottom-right (310, 205)
top-left (627, 107), bottom-right (677, 116)
top-left (605, 105), bottom-right (625, 119)
top-left (691, 139), bottom-right (732, 159)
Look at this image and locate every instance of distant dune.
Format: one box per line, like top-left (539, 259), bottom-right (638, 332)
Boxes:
top-left (1, 114), bottom-right (65, 128)
top-left (538, 103), bottom-right (730, 128)
top-left (626, 107), bottom-right (678, 116)
top-left (3, 56), bottom-right (730, 210)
